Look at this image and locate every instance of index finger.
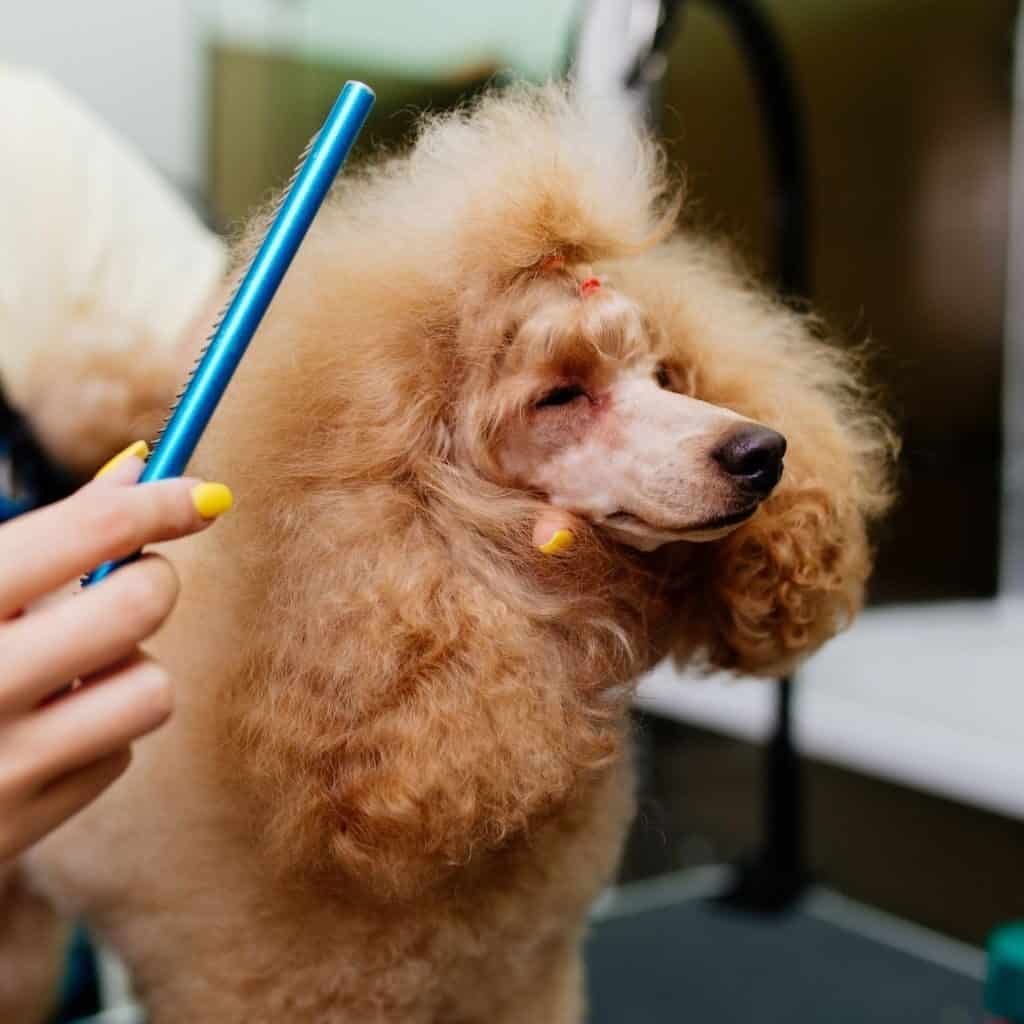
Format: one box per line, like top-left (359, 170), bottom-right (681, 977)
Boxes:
top-left (0, 476), bottom-right (230, 618)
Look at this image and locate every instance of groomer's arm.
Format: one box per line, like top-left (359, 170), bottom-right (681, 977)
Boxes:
top-left (0, 65), bottom-right (227, 476)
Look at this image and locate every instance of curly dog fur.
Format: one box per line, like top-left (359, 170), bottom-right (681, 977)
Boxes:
top-left (15, 84), bottom-right (893, 1021)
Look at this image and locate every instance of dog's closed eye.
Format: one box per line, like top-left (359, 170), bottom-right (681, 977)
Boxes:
top-left (535, 384), bottom-right (589, 409)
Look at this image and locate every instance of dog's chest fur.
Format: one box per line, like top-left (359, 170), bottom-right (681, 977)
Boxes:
top-left (30, 716), bottom-right (635, 1023)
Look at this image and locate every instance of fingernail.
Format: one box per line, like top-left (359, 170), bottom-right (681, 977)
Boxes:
top-left (539, 528), bottom-right (575, 555)
top-left (191, 482), bottom-right (234, 520)
top-left (94, 440), bottom-right (149, 479)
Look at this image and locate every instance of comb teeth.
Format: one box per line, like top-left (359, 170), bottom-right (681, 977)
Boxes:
top-left (150, 129), bottom-right (324, 452)
top-left (150, 297), bottom-right (232, 450)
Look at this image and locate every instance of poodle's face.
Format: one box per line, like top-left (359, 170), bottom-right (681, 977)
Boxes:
top-left (480, 264), bottom-right (787, 550)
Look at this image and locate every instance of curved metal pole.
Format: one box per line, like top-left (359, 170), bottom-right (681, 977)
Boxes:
top-left (703, 0), bottom-right (809, 296)
top-left (701, 0), bottom-right (810, 911)
top-left (572, 0), bottom-right (813, 910)
top-left (569, 0), bottom-right (686, 126)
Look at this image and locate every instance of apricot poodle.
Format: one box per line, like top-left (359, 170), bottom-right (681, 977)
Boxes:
top-left (6, 84), bottom-right (893, 1021)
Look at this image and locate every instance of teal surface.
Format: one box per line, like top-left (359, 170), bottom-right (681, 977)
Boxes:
top-left (51, 926), bottom-right (100, 1023)
top-left (986, 922), bottom-right (1024, 1022)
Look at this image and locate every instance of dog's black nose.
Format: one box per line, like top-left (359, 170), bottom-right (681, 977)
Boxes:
top-left (713, 425), bottom-right (787, 495)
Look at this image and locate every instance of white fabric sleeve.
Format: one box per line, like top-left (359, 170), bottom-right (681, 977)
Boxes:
top-left (0, 64), bottom-right (226, 404)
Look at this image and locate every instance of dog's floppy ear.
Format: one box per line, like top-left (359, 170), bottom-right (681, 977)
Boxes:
top-left (677, 468), bottom-right (880, 677)
top-left (619, 242), bottom-right (896, 676)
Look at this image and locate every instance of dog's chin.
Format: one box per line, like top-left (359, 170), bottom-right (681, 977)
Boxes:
top-left (601, 507), bottom-right (758, 551)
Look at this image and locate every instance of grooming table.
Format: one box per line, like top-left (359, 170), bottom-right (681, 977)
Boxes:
top-left (586, 868), bottom-right (985, 1023)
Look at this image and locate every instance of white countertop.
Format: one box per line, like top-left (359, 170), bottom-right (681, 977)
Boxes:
top-left (635, 597), bottom-right (1024, 821)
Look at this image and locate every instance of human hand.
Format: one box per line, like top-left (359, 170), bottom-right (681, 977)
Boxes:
top-left (0, 442), bottom-right (232, 862)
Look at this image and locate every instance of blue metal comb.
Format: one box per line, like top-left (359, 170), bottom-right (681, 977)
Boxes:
top-left (85, 81), bottom-right (375, 586)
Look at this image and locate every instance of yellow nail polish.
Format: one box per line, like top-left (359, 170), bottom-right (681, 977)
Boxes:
top-left (539, 528), bottom-right (575, 555)
top-left (191, 482), bottom-right (234, 520)
top-left (94, 440), bottom-right (150, 479)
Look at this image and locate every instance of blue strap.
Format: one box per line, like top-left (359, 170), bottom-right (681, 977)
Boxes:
top-left (48, 925), bottom-right (102, 1023)
top-left (0, 382), bottom-right (74, 520)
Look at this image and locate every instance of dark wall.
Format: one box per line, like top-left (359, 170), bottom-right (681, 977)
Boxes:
top-left (657, 0), bottom-right (1015, 601)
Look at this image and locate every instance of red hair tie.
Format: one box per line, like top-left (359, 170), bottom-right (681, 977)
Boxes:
top-left (580, 277), bottom-right (601, 297)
